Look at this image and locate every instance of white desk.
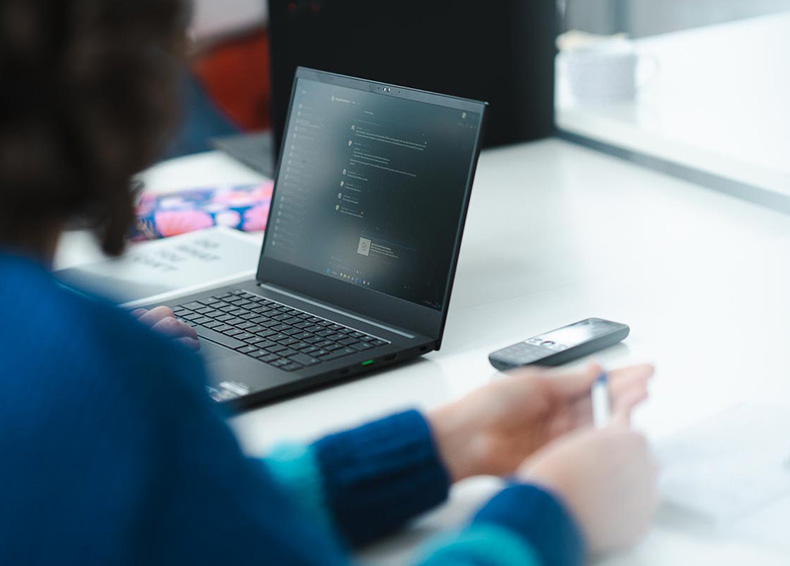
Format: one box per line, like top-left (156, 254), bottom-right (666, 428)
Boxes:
top-left (59, 140), bottom-right (790, 564)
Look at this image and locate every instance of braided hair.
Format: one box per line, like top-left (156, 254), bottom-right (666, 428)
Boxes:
top-left (0, 0), bottom-right (188, 256)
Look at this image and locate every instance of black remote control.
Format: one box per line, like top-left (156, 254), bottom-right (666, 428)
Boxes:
top-left (489, 318), bottom-right (630, 371)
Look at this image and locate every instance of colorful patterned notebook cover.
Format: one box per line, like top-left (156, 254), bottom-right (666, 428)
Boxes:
top-left (132, 182), bottom-right (274, 241)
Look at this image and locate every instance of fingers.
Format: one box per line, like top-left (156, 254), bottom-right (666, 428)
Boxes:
top-left (562, 363), bottom-right (654, 429)
top-left (609, 389), bottom-right (646, 428)
top-left (130, 306), bottom-right (201, 351)
top-left (545, 362), bottom-right (602, 397)
top-left (136, 306), bottom-right (176, 327)
top-left (176, 336), bottom-right (201, 351)
top-left (608, 364), bottom-right (655, 395)
top-left (609, 363), bottom-right (654, 411)
top-left (151, 316), bottom-right (198, 341)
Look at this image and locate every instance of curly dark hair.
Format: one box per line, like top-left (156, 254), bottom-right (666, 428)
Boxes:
top-left (0, 0), bottom-right (188, 256)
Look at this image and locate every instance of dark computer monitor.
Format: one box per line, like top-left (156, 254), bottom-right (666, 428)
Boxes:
top-left (267, 0), bottom-right (556, 155)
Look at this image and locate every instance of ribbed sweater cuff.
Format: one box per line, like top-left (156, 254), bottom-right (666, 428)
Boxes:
top-left (473, 484), bottom-right (585, 566)
top-left (313, 410), bottom-right (451, 546)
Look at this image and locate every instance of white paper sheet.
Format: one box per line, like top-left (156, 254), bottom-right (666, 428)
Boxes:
top-left (655, 403), bottom-right (790, 544)
top-left (55, 227), bottom-right (261, 307)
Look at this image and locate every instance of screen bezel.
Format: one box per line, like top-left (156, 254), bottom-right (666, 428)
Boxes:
top-left (256, 67), bottom-right (487, 343)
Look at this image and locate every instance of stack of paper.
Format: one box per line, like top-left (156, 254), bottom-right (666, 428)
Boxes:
top-left (55, 226), bottom-right (261, 307)
top-left (656, 403), bottom-right (790, 548)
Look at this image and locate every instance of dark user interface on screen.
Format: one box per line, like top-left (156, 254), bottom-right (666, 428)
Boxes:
top-left (265, 78), bottom-right (481, 310)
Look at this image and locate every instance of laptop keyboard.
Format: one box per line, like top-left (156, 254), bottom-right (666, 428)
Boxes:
top-left (173, 289), bottom-right (389, 372)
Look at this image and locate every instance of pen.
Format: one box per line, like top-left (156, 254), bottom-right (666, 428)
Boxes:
top-left (592, 372), bottom-right (611, 429)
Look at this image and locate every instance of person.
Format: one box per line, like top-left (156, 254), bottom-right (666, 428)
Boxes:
top-left (0, 1), bottom-right (658, 564)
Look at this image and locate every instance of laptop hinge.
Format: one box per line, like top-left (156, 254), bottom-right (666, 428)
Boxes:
top-left (257, 283), bottom-right (416, 339)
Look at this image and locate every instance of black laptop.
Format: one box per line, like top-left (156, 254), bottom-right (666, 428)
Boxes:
top-left (161, 68), bottom-right (487, 408)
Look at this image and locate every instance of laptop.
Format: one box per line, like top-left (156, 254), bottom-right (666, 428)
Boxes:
top-left (211, 131), bottom-right (276, 177)
top-left (159, 68), bottom-right (487, 408)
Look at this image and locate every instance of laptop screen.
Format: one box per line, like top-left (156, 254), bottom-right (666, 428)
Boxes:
top-left (264, 75), bottom-right (483, 311)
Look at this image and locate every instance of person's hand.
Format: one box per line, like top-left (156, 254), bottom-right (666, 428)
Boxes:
top-left (518, 408), bottom-right (659, 554)
top-left (131, 306), bottom-right (201, 351)
top-left (427, 362), bottom-right (653, 482)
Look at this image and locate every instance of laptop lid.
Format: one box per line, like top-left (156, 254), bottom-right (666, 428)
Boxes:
top-left (256, 68), bottom-right (486, 345)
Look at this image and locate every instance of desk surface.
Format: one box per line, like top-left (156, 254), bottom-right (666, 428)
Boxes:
top-left (65, 139), bottom-right (790, 564)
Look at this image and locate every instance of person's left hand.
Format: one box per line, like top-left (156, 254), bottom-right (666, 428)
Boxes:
top-left (131, 306), bottom-right (201, 351)
top-left (427, 362), bottom-right (654, 482)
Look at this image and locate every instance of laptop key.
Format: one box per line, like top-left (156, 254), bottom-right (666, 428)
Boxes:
top-left (281, 363), bottom-right (304, 372)
top-left (203, 320), bottom-right (222, 330)
top-left (259, 354), bottom-right (281, 363)
top-left (278, 338), bottom-right (299, 347)
top-left (249, 339), bottom-right (277, 349)
top-left (338, 337), bottom-right (359, 346)
top-left (237, 345), bottom-right (260, 355)
top-left (351, 342), bottom-right (374, 351)
top-left (266, 344), bottom-right (287, 353)
top-left (323, 343), bottom-right (344, 352)
top-left (193, 325), bottom-right (245, 350)
top-left (319, 347), bottom-right (357, 361)
top-left (315, 340), bottom-right (335, 349)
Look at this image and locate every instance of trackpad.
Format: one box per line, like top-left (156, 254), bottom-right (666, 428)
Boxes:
top-left (199, 339), bottom-right (237, 364)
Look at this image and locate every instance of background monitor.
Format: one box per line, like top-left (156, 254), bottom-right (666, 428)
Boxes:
top-left (267, 0), bottom-right (557, 155)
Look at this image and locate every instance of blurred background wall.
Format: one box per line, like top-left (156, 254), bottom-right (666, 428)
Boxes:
top-left (566, 0), bottom-right (790, 37)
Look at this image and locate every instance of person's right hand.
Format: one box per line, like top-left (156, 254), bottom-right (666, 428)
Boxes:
top-left (518, 408), bottom-right (659, 555)
top-left (131, 306), bottom-right (201, 351)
